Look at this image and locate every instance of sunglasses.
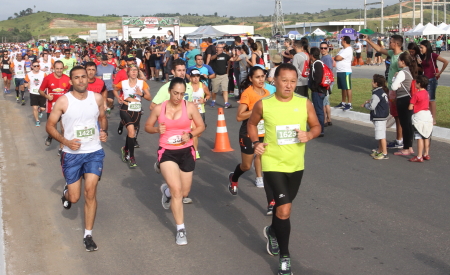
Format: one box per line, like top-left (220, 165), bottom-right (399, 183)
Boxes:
top-left (33, 65), bottom-right (40, 67)
top-left (320, 47), bottom-right (328, 50)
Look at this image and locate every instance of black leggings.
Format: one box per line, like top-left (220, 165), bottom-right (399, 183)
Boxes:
top-left (396, 97), bottom-right (414, 149)
top-left (263, 170), bottom-right (304, 207)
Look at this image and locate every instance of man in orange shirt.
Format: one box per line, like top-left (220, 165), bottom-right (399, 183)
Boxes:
top-left (200, 38), bottom-right (208, 53)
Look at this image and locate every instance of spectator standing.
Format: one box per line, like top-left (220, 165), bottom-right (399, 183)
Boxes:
top-left (309, 47), bottom-right (327, 137)
top-left (292, 38), bottom-right (309, 98)
top-left (320, 42), bottom-right (334, 126)
top-left (210, 44), bottom-right (232, 108)
top-left (334, 36), bottom-right (353, 111)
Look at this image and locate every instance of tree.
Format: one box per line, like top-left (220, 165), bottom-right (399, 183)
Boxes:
top-left (214, 12), bottom-right (218, 17)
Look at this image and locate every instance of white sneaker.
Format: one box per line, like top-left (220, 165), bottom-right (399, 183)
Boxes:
top-left (176, 229), bottom-right (187, 245)
top-left (254, 177), bottom-right (264, 188)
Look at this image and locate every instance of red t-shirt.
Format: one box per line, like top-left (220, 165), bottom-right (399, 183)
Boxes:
top-left (39, 73), bottom-right (71, 113)
top-left (88, 78), bottom-right (106, 94)
top-left (96, 46), bottom-right (102, 53)
top-left (410, 89), bottom-right (429, 113)
top-left (114, 69), bottom-right (128, 85)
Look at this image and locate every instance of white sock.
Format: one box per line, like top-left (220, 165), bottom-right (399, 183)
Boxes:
top-left (396, 139), bottom-right (403, 144)
top-left (212, 100), bottom-right (216, 102)
top-left (342, 102), bottom-right (346, 105)
top-left (84, 229), bottom-right (92, 238)
top-left (176, 223), bottom-right (185, 231)
top-left (164, 187), bottom-right (171, 197)
top-left (348, 103), bottom-right (352, 106)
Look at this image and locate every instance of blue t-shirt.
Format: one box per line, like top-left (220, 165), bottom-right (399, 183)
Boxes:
top-left (321, 54), bottom-right (333, 71)
top-left (187, 64), bottom-right (215, 76)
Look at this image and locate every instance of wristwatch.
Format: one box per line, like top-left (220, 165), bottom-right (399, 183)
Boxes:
top-left (188, 133), bottom-right (194, 139)
top-left (252, 140), bottom-right (260, 148)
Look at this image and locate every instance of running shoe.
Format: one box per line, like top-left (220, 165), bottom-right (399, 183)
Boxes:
top-left (160, 183), bottom-right (171, 210)
top-left (35, 121), bottom-right (40, 127)
top-left (120, 146), bottom-right (129, 163)
top-left (195, 151), bottom-right (200, 159)
top-left (182, 197), bottom-right (193, 204)
top-left (263, 226), bottom-right (279, 256)
top-left (228, 172), bottom-right (238, 196)
top-left (83, 235), bottom-right (98, 252)
top-left (254, 177), bottom-right (264, 188)
top-left (373, 153), bottom-right (389, 160)
top-left (45, 137), bottom-right (52, 146)
top-left (16, 97), bottom-right (19, 103)
top-left (387, 140), bottom-right (403, 149)
top-left (278, 255), bottom-right (292, 275)
top-left (61, 183), bottom-right (71, 210)
top-left (117, 124), bottom-right (123, 135)
top-left (343, 104), bottom-right (353, 111)
top-left (370, 150), bottom-right (379, 157)
top-left (154, 162), bottom-right (161, 174)
top-left (3, 88), bottom-right (6, 93)
top-left (176, 229), bottom-right (187, 245)
top-left (267, 200), bottom-right (275, 216)
top-left (334, 102), bottom-right (345, 109)
top-left (224, 102), bottom-right (232, 109)
top-left (128, 157), bottom-right (137, 168)
top-left (38, 111), bottom-right (43, 119)
top-left (106, 108), bottom-right (111, 116)
top-left (21, 100), bottom-right (25, 106)
top-left (210, 101), bottom-right (215, 107)
top-left (134, 140), bottom-right (140, 148)
top-left (58, 148), bottom-right (62, 156)
top-left (150, 77), bottom-right (155, 81)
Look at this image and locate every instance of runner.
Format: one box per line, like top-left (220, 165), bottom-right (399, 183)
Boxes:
top-left (24, 60), bottom-right (47, 126)
top-left (46, 65), bottom-right (108, 252)
top-left (190, 69), bottom-right (211, 159)
top-left (228, 65), bottom-right (270, 191)
top-left (39, 52), bottom-right (54, 74)
top-left (145, 77), bottom-right (205, 245)
top-left (96, 55), bottom-right (116, 115)
top-left (247, 63), bottom-right (321, 275)
top-left (61, 49), bottom-right (76, 76)
top-left (11, 53), bottom-right (26, 104)
top-left (39, 60), bottom-right (71, 155)
top-left (1, 49), bottom-right (12, 93)
top-left (84, 61), bottom-right (107, 98)
top-left (113, 65), bottom-right (151, 167)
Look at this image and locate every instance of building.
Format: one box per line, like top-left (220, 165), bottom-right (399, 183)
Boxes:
top-left (285, 21), bottom-right (364, 34)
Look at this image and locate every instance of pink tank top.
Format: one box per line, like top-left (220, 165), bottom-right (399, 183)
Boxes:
top-left (158, 100), bottom-right (193, 149)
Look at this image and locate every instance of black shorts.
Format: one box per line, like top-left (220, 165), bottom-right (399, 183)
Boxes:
top-left (120, 104), bottom-right (141, 127)
top-left (356, 52), bottom-right (361, 59)
top-left (263, 170), bottom-right (304, 206)
top-left (375, 52), bottom-right (382, 57)
top-left (30, 94), bottom-right (46, 108)
top-left (239, 135), bottom-right (264, 155)
top-left (157, 146), bottom-right (196, 172)
top-left (107, 90), bottom-right (114, 100)
top-left (367, 51), bottom-right (374, 58)
top-left (294, 86), bottom-right (309, 98)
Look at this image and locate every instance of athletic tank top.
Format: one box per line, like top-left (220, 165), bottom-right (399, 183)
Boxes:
top-left (261, 94), bottom-right (308, 173)
top-left (121, 79), bottom-right (144, 101)
top-left (39, 59), bottom-right (52, 73)
top-left (13, 60), bottom-right (26, 79)
top-left (61, 91), bottom-right (102, 154)
top-left (158, 100), bottom-right (193, 150)
top-left (1, 58), bottom-right (11, 74)
top-left (191, 82), bottom-right (205, 114)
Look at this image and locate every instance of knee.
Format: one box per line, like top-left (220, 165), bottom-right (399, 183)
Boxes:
top-left (68, 193), bottom-right (80, 203)
top-left (169, 187), bottom-right (182, 199)
top-left (276, 204), bottom-right (291, 219)
top-left (240, 163), bottom-right (251, 171)
top-left (84, 189), bottom-right (96, 201)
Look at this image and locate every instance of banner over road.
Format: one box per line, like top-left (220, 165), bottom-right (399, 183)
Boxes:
top-left (122, 17), bottom-right (180, 28)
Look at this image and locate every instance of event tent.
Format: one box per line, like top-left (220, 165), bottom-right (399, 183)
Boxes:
top-left (311, 28), bottom-right (326, 36)
top-left (408, 23), bottom-right (443, 36)
top-left (438, 22), bottom-right (448, 30)
top-left (185, 25), bottom-right (227, 38)
top-left (404, 23), bottom-right (424, 35)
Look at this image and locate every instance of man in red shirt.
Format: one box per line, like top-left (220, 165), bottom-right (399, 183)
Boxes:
top-left (85, 61), bottom-right (107, 111)
top-left (39, 60), bottom-right (71, 154)
top-left (107, 51), bottom-right (119, 68)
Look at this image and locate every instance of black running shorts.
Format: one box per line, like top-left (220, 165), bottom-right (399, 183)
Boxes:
top-left (157, 146), bottom-right (196, 172)
top-left (263, 170), bottom-right (304, 206)
top-left (30, 94), bottom-right (46, 108)
top-left (239, 135), bottom-right (263, 155)
top-left (120, 104), bottom-right (141, 128)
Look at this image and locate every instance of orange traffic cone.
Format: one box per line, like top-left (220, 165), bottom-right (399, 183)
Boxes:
top-left (359, 57), bottom-right (364, 66)
top-left (211, 108), bottom-right (234, 152)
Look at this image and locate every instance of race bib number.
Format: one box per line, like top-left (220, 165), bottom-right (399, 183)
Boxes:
top-left (16, 71), bottom-right (24, 77)
top-left (32, 88), bottom-right (39, 94)
top-left (103, 73), bottom-right (112, 80)
top-left (26, 67), bottom-right (31, 72)
top-left (276, 124), bottom-right (300, 145)
top-left (257, 120), bottom-right (265, 135)
top-left (3, 64), bottom-right (9, 70)
top-left (128, 102), bottom-right (141, 111)
top-left (167, 135), bottom-right (184, 146)
top-left (74, 125), bottom-right (96, 142)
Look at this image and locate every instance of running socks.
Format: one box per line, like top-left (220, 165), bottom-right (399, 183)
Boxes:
top-left (232, 164), bottom-right (245, 182)
top-left (176, 223), bottom-right (185, 231)
top-left (272, 214), bottom-right (291, 256)
top-left (84, 229), bottom-right (92, 238)
top-left (125, 136), bottom-right (135, 157)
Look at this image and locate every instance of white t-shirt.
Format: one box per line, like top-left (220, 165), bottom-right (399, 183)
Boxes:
top-left (336, 46), bottom-right (353, 73)
top-left (354, 42), bottom-right (362, 53)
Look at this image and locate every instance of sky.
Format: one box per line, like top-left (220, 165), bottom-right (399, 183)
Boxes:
top-left (0, 0), bottom-right (402, 21)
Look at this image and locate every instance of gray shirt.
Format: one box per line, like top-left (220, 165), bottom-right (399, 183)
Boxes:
top-left (292, 52), bottom-right (309, 86)
top-left (96, 64), bottom-right (116, 91)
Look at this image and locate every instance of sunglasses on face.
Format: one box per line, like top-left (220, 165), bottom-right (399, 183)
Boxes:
top-left (33, 65), bottom-right (40, 67)
top-left (320, 47), bottom-right (328, 50)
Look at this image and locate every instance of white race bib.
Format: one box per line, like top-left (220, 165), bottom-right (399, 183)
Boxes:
top-left (26, 67), bottom-right (31, 72)
top-left (167, 135), bottom-right (183, 145)
top-left (74, 125), bottom-right (96, 142)
top-left (103, 73), bottom-right (112, 80)
top-left (127, 102), bottom-right (141, 111)
top-left (276, 124), bottom-right (300, 145)
top-left (31, 88), bottom-right (39, 94)
top-left (16, 71), bottom-right (24, 77)
top-left (2, 64), bottom-right (9, 70)
top-left (257, 120), bottom-right (265, 135)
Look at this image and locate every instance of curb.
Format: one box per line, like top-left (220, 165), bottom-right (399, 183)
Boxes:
top-left (330, 109), bottom-right (450, 140)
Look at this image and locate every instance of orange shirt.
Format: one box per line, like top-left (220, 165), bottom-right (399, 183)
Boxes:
top-left (200, 42), bottom-right (208, 53)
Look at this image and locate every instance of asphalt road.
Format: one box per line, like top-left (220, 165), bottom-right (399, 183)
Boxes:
top-left (1, 79), bottom-right (449, 275)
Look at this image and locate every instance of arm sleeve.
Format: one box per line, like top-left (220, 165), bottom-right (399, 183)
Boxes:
top-left (239, 90), bottom-right (250, 107)
top-left (312, 62), bottom-right (323, 86)
top-left (365, 94), bottom-right (380, 111)
top-left (391, 71), bottom-right (405, 91)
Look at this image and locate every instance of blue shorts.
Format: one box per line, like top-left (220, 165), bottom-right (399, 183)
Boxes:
top-left (15, 78), bottom-right (25, 87)
top-left (61, 149), bottom-right (105, 184)
top-left (426, 77), bottom-right (437, 102)
top-left (337, 72), bottom-right (352, 90)
top-left (155, 60), bottom-right (161, 70)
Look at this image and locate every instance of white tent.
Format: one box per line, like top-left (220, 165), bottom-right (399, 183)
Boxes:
top-left (404, 23), bottom-right (424, 35)
top-left (409, 23), bottom-right (443, 36)
top-left (311, 28), bottom-right (326, 36)
top-left (443, 25), bottom-right (450, 34)
top-left (185, 25), bottom-right (227, 38)
top-left (437, 22), bottom-right (448, 30)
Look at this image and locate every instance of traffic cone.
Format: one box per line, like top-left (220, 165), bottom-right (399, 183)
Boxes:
top-left (358, 57), bottom-right (364, 66)
top-left (211, 108), bottom-right (234, 152)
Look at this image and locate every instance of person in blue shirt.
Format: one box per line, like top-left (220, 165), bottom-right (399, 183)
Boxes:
top-left (186, 54), bottom-right (215, 86)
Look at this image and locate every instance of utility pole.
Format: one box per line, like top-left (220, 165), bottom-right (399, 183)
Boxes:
top-left (413, 0), bottom-right (416, 26)
top-left (445, 0), bottom-right (447, 24)
top-left (381, 0), bottom-right (384, 34)
top-left (399, 0), bottom-right (403, 34)
top-left (432, 0), bottom-right (435, 25)
top-left (364, 0), bottom-right (367, 29)
top-left (271, 0), bottom-right (286, 36)
top-left (420, 0), bottom-right (424, 24)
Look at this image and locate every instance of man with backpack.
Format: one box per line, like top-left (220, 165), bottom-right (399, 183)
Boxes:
top-left (309, 47), bottom-right (332, 137)
top-left (292, 38), bottom-right (310, 98)
top-left (334, 36), bottom-right (353, 111)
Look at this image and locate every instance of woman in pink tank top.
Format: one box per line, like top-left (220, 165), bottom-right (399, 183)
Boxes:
top-left (145, 78), bottom-right (205, 245)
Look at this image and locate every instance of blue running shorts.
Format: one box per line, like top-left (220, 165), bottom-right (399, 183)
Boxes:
top-left (61, 149), bottom-right (105, 184)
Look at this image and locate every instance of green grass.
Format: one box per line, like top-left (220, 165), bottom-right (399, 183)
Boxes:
top-left (329, 78), bottom-right (450, 128)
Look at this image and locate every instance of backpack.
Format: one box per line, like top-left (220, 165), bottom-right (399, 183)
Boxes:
top-left (255, 52), bottom-right (265, 66)
top-left (312, 60), bottom-right (334, 90)
top-left (300, 53), bottom-right (310, 78)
